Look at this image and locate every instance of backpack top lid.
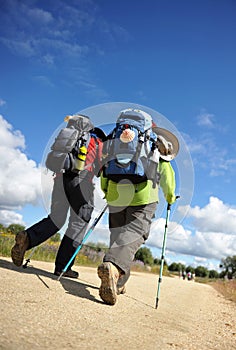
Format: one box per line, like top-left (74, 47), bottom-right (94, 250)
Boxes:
top-left (116, 108), bottom-right (153, 133)
top-left (65, 114), bottom-right (94, 133)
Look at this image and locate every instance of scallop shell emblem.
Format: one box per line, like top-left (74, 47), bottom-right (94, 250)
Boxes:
top-left (120, 129), bottom-right (135, 143)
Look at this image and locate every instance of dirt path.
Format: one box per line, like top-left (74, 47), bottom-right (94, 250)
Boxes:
top-left (0, 257), bottom-right (235, 350)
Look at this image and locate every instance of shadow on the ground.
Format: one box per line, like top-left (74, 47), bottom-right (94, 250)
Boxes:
top-left (0, 258), bottom-right (104, 304)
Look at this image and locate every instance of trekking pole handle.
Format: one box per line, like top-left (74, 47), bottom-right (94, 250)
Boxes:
top-left (167, 195), bottom-right (180, 211)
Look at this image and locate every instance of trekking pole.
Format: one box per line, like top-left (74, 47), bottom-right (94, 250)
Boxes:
top-left (22, 246), bottom-right (37, 268)
top-left (155, 196), bottom-right (179, 309)
top-left (57, 204), bottom-right (108, 281)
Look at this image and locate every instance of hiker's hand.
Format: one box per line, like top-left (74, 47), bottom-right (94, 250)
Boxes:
top-left (167, 195), bottom-right (180, 205)
top-left (166, 194), bottom-right (176, 204)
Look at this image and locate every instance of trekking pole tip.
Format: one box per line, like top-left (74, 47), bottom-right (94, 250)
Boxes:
top-left (57, 272), bottom-right (64, 281)
top-left (155, 298), bottom-right (159, 309)
top-left (22, 259), bottom-right (30, 269)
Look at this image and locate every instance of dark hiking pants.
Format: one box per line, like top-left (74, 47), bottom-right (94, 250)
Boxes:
top-left (26, 172), bottom-right (94, 271)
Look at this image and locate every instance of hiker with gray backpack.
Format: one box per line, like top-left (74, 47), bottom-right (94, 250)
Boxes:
top-left (11, 114), bottom-right (104, 278)
top-left (97, 108), bottom-right (178, 305)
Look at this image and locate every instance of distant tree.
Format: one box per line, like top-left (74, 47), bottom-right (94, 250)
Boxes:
top-left (219, 271), bottom-right (225, 279)
top-left (186, 265), bottom-right (195, 274)
top-left (209, 270), bottom-right (219, 279)
top-left (219, 255), bottom-right (236, 279)
top-left (154, 257), bottom-right (167, 266)
top-left (168, 262), bottom-right (179, 271)
top-left (195, 265), bottom-right (209, 278)
top-left (135, 247), bottom-right (154, 265)
top-left (7, 224), bottom-right (25, 234)
top-left (153, 257), bottom-right (161, 265)
top-left (0, 224), bottom-right (7, 233)
top-left (168, 262), bottom-right (185, 272)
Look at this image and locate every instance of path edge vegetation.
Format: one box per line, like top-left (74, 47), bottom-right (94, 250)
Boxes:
top-left (0, 230), bottom-right (235, 303)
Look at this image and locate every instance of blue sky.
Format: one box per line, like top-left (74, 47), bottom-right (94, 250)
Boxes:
top-left (0, 0), bottom-right (236, 271)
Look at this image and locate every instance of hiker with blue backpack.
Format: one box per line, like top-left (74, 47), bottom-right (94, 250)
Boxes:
top-left (11, 114), bottom-right (104, 278)
top-left (97, 108), bottom-right (178, 305)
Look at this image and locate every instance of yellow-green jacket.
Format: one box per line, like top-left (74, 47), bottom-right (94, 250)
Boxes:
top-left (100, 159), bottom-right (176, 207)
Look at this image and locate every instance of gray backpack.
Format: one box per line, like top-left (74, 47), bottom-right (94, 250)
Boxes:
top-left (45, 114), bottom-right (94, 173)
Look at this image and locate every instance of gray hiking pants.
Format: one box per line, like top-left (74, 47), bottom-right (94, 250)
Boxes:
top-left (103, 202), bottom-right (157, 287)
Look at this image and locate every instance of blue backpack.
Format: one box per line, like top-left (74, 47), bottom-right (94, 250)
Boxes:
top-left (103, 109), bottom-right (160, 186)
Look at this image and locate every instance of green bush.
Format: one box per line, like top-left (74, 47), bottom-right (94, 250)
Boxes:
top-left (134, 247), bottom-right (154, 265)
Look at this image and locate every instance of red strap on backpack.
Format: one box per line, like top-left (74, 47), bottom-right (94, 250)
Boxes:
top-left (85, 136), bottom-right (103, 177)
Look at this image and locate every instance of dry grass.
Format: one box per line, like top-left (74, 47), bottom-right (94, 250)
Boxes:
top-left (210, 279), bottom-right (236, 303)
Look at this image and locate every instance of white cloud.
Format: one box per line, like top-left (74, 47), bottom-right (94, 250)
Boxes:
top-left (27, 7), bottom-right (53, 24)
top-left (0, 38), bottom-right (36, 58)
top-left (0, 1), bottom-right (89, 62)
top-left (0, 0), bottom-right (131, 98)
top-left (146, 196), bottom-right (236, 261)
top-left (0, 210), bottom-right (25, 227)
top-left (183, 118), bottom-right (236, 179)
top-left (192, 257), bottom-right (220, 271)
top-left (0, 116), bottom-right (25, 149)
top-left (186, 196), bottom-right (236, 235)
top-left (0, 0), bottom-right (129, 64)
top-left (197, 111), bottom-right (215, 128)
top-left (91, 223), bottom-right (110, 244)
top-left (42, 54), bottom-right (54, 65)
top-left (0, 99), bottom-right (6, 107)
top-left (0, 115), bottom-right (42, 222)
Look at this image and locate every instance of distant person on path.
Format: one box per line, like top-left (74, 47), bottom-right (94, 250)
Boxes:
top-left (96, 108), bottom-right (178, 305)
top-left (187, 271), bottom-right (192, 281)
top-left (11, 114), bottom-right (104, 278)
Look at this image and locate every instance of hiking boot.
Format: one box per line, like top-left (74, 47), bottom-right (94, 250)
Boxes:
top-left (11, 231), bottom-right (29, 267)
top-left (117, 284), bottom-right (126, 295)
top-left (97, 262), bottom-right (119, 305)
top-left (54, 269), bottom-right (79, 278)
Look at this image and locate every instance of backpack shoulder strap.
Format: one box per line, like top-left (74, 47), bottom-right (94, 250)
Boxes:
top-left (85, 133), bottom-right (103, 176)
